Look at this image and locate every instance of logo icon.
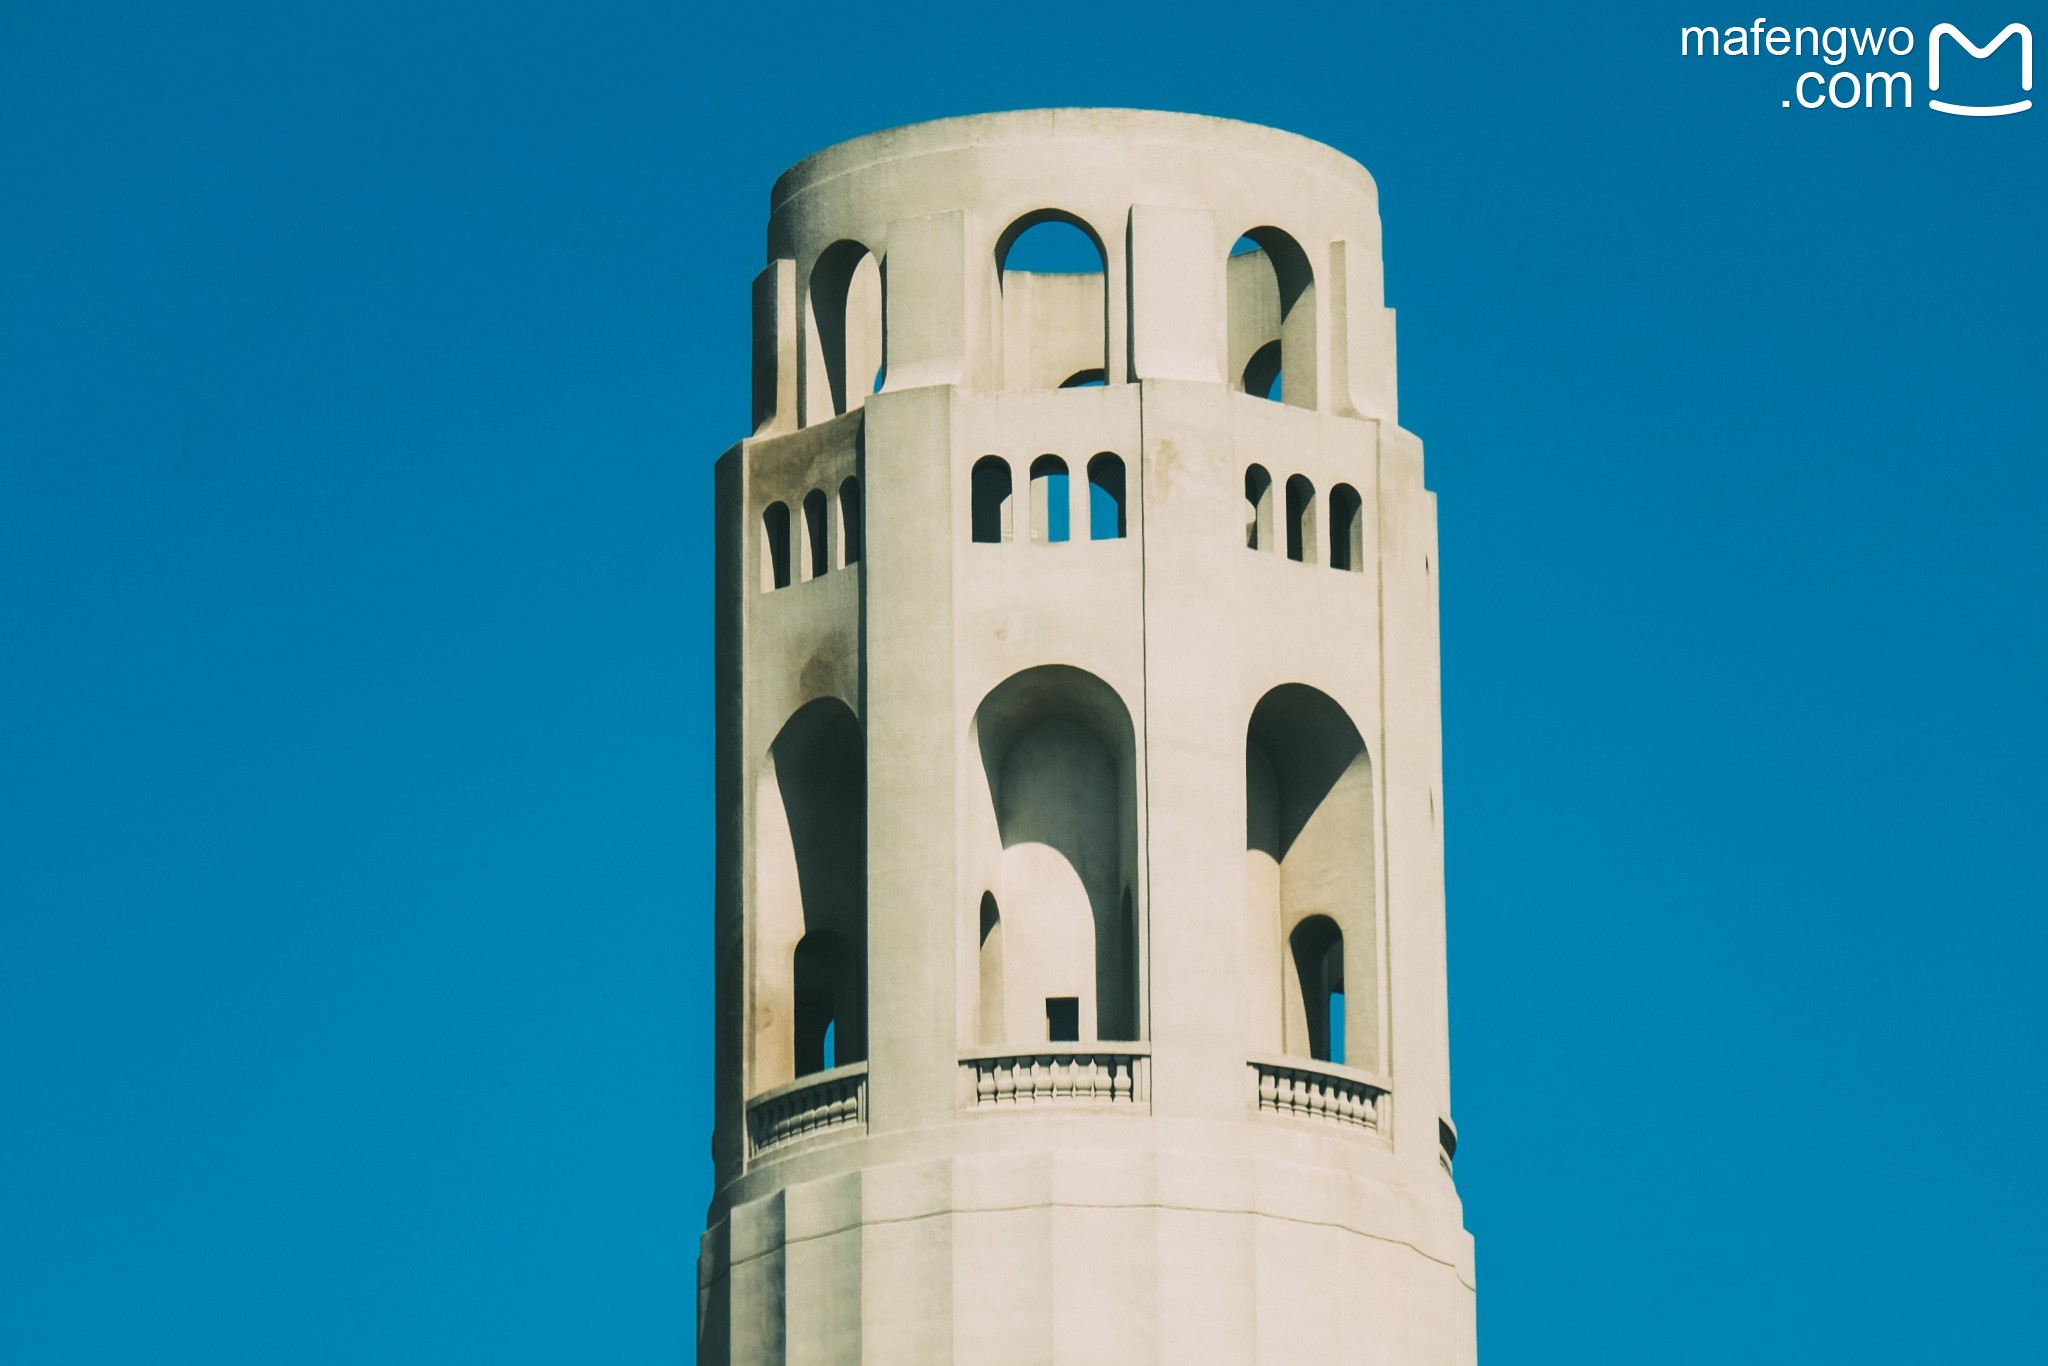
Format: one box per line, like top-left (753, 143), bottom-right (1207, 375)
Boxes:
top-left (1928, 22), bottom-right (2032, 115)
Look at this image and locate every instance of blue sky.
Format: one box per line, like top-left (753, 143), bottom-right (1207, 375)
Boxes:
top-left (3, 2), bottom-right (2043, 1362)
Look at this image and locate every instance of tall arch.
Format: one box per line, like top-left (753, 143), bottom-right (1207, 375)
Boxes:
top-left (806, 240), bottom-right (883, 423)
top-left (969, 666), bottom-right (1142, 1044)
top-left (1228, 228), bottom-right (1317, 410)
top-left (1245, 684), bottom-right (1376, 1069)
top-left (995, 211), bottom-right (1109, 391)
top-left (753, 698), bottom-right (867, 1087)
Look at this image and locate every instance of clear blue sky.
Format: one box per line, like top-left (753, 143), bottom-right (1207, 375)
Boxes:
top-left (4, 2), bottom-right (2042, 1362)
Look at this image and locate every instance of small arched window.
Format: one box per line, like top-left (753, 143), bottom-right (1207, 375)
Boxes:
top-left (1289, 916), bottom-right (1345, 1064)
top-left (762, 501), bottom-right (792, 590)
top-left (1285, 475), bottom-right (1317, 564)
top-left (802, 489), bottom-right (829, 580)
top-left (838, 477), bottom-right (863, 567)
top-left (1329, 484), bottom-right (1363, 573)
top-left (1244, 465), bottom-right (1273, 551)
top-left (971, 457), bottom-right (1013, 544)
top-left (1029, 455), bottom-right (1070, 544)
top-left (1087, 453), bottom-right (1126, 540)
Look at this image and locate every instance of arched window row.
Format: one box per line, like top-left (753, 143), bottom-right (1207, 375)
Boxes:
top-left (794, 216), bottom-right (1328, 421)
top-left (1241, 464), bottom-right (1363, 572)
top-left (760, 477), bottom-right (864, 592)
top-left (970, 452), bottom-right (1127, 545)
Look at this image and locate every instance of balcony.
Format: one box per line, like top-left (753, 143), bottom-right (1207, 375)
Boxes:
top-left (960, 1044), bottom-right (1151, 1110)
top-left (745, 1062), bottom-right (867, 1159)
top-left (1248, 1055), bottom-right (1388, 1134)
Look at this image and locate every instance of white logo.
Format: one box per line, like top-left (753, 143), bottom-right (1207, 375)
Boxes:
top-left (1928, 22), bottom-right (2032, 115)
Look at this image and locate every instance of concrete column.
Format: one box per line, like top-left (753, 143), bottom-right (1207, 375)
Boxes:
top-left (861, 387), bottom-right (961, 1132)
top-left (753, 259), bottom-right (798, 437)
top-left (1128, 205), bottom-right (1224, 384)
top-left (1137, 381), bottom-right (1251, 1121)
top-left (883, 211), bottom-right (968, 393)
top-left (1378, 424), bottom-right (1450, 1171)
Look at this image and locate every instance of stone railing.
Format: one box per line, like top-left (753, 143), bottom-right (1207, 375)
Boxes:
top-left (1249, 1056), bottom-right (1389, 1134)
top-left (745, 1062), bottom-right (867, 1159)
top-left (960, 1045), bottom-right (1151, 1109)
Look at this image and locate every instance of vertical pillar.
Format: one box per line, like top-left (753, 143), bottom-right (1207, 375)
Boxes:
top-left (753, 259), bottom-right (798, 437)
top-left (1128, 205), bottom-right (1224, 384)
top-left (860, 387), bottom-right (961, 1132)
top-left (1136, 381), bottom-right (1248, 1121)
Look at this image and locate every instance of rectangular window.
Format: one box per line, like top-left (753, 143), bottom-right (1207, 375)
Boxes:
top-left (1045, 996), bottom-right (1079, 1043)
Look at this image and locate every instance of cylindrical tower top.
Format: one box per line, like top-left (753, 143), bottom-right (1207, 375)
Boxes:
top-left (767, 107), bottom-right (1382, 271)
top-left (750, 108), bottom-right (1399, 434)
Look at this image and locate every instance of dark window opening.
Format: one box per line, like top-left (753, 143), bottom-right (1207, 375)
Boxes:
top-left (1330, 483), bottom-right (1363, 573)
top-left (802, 488), bottom-right (829, 579)
top-left (1285, 475), bottom-right (1316, 564)
top-left (1046, 996), bottom-right (1080, 1043)
top-left (1087, 453), bottom-right (1126, 540)
top-left (838, 477), bottom-right (863, 566)
top-left (971, 456), bottom-right (1012, 544)
top-left (762, 501), bottom-right (792, 589)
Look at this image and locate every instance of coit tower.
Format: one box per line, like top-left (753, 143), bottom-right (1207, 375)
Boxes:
top-left (701, 109), bottom-right (1475, 1364)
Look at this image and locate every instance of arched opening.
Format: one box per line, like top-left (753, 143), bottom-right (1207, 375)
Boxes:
top-left (802, 488), bottom-right (829, 580)
top-left (1329, 484), bottom-right (1363, 573)
top-left (1244, 465), bottom-right (1273, 551)
top-left (969, 666), bottom-right (1142, 1045)
top-left (754, 698), bottom-right (867, 1088)
top-left (971, 456), bottom-right (1013, 544)
top-left (838, 477), bottom-right (863, 567)
top-left (1285, 475), bottom-right (1317, 564)
top-left (1087, 453), bottom-right (1126, 541)
top-left (1061, 368), bottom-right (1108, 388)
top-left (1287, 916), bottom-right (1344, 1064)
top-left (996, 212), bottom-right (1108, 391)
top-left (761, 502), bottom-right (792, 590)
top-left (1029, 455), bottom-right (1070, 544)
top-left (806, 241), bottom-right (883, 422)
top-left (1245, 685), bottom-right (1375, 1070)
top-left (977, 893), bottom-right (1004, 1045)
top-left (794, 931), bottom-right (857, 1074)
top-left (1228, 229), bottom-right (1316, 410)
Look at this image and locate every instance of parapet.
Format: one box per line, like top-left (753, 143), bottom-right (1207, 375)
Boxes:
top-left (749, 109), bottom-right (1400, 435)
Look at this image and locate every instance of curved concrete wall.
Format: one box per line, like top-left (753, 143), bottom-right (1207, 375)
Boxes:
top-left (708, 110), bottom-right (1471, 1365)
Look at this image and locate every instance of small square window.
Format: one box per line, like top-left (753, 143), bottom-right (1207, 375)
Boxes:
top-left (1045, 997), bottom-right (1079, 1043)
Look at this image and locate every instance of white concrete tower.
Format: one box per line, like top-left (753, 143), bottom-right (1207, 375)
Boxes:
top-left (702, 109), bottom-right (1474, 1365)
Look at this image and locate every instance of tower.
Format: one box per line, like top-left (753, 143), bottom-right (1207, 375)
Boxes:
top-left (703, 109), bottom-right (1475, 1364)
